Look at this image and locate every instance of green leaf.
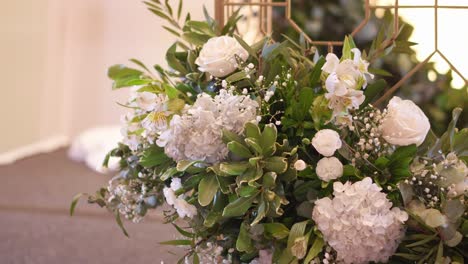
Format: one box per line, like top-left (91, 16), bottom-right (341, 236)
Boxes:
top-left (228, 141), bottom-right (252, 158)
top-left (262, 172), bottom-right (277, 189)
top-left (220, 162), bottom-right (249, 176)
top-left (204, 211), bottom-right (222, 227)
top-left (172, 223), bottom-right (195, 238)
top-left (186, 21), bottom-right (216, 36)
top-left (226, 71), bottom-right (249, 83)
top-left (198, 174), bottom-right (219, 206)
top-left (292, 87), bottom-right (314, 122)
top-left (309, 57), bottom-right (326, 88)
top-left (140, 146), bottom-right (170, 168)
top-left (311, 95), bottom-right (332, 130)
top-left (263, 223), bottom-right (290, 239)
top-left (176, 160), bottom-right (199, 172)
top-left (342, 36), bottom-right (355, 60)
top-left (129, 58), bottom-right (152, 73)
top-left (160, 239), bottom-right (192, 246)
top-left (362, 79), bottom-right (387, 106)
top-left (251, 197), bottom-right (267, 225)
top-left (245, 122), bottom-right (261, 139)
top-left (182, 32), bottom-right (210, 46)
top-left (264, 156), bottom-right (288, 174)
top-left (435, 241), bottom-right (444, 264)
top-left (166, 43), bottom-right (188, 74)
top-left (234, 35), bottom-right (258, 59)
top-left (260, 124), bottom-right (277, 155)
top-left (304, 236), bottom-right (324, 263)
top-left (238, 185), bottom-right (258, 197)
top-left (70, 193), bottom-right (86, 216)
top-left (115, 212), bottom-right (129, 237)
top-left (222, 192), bottom-right (259, 218)
top-left (287, 220), bottom-right (309, 250)
top-left (245, 138), bottom-right (263, 154)
top-left (223, 129), bottom-right (244, 145)
top-left (108, 65), bottom-right (145, 89)
top-left (236, 222), bottom-right (254, 253)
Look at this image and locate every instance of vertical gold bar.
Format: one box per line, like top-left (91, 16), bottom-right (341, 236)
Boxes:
top-left (215, 0), bottom-right (225, 27)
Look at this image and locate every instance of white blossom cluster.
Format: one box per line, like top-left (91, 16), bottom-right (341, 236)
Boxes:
top-left (120, 90), bottom-right (170, 150)
top-left (321, 49), bottom-right (373, 126)
top-left (350, 106), bottom-right (390, 167)
top-left (107, 177), bottom-right (146, 223)
top-left (163, 178), bottom-right (197, 219)
top-left (312, 177), bottom-right (408, 264)
top-left (157, 89), bottom-right (258, 163)
top-left (189, 242), bottom-right (231, 264)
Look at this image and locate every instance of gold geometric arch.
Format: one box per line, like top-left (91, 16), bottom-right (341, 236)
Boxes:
top-left (215, 0), bottom-right (468, 103)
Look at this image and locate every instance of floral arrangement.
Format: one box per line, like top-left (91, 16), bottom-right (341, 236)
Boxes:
top-left (71, 1), bottom-right (467, 263)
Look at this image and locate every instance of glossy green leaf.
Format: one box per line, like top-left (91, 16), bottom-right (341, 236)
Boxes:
top-left (222, 192), bottom-right (259, 218)
top-left (140, 146), bottom-right (170, 168)
top-left (198, 174), bottom-right (219, 206)
top-left (263, 223), bottom-right (290, 239)
top-left (264, 156), bottom-right (288, 174)
top-left (260, 124), bottom-right (277, 155)
top-left (220, 162), bottom-right (249, 176)
top-left (228, 141), bottom-right (252, 158)
top-left (236, 222), bottom-right (254, 253)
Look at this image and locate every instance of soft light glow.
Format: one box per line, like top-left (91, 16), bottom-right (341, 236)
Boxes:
top-left (374, 0), bottom-right (468, 88)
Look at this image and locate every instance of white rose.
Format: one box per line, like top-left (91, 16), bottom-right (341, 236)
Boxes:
top-left (316, 157), bottom-right (343, 182)
top-left (195, 36), bottom-right (249, 78)
top-left (312, 129), bottom-right (342, 156)
top-left (380, 96), bottom-right (430, 146)
top-left (294, 160), bottom-right (307, 171)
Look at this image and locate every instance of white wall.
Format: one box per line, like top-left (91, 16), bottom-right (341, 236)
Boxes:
top-left (0, 0), bottom-right (213, 155)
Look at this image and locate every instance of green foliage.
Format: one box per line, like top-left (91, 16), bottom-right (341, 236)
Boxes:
top-left (139, 146), bottom-right (170, 168)
top-left (108, 65), bottom-right (150, 89)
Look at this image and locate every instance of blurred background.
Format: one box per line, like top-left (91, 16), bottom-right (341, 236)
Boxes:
top-left (0, 0), bottom-right (466, 263)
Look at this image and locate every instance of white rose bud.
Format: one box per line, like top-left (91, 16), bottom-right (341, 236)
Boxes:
top-left (380, 96), bottom-right (430, 146)
top-left (316, 157), bottom-right (343, 182)
top-left (195, 36), bottom-right (249, 78)
top-left (312, 129), bottom-right (342, 157)
top-left (294, 160), bottom-right (307, 171)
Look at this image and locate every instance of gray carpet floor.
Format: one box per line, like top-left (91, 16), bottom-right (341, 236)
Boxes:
top-left (0, 149), bottom-right (183, 264)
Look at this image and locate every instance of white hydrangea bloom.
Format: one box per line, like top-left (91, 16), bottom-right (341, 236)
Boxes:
top-left (312, 177), bottom-right (408, 264)
top-left (163, 178), bottom-right (197, 219)
top-left (311, 129), bottom-right (342, 157)
top-left (316, 157), bottom-right (343, 182)
top-left (157, 90), bottom-right (258, 163)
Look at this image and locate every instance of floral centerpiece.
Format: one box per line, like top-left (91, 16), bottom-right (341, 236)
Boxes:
top-left (71, 1), bottom-right (467, 263)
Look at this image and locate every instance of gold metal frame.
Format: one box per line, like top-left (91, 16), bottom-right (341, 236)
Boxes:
top-left (215, 0), bottom-right (468, 103)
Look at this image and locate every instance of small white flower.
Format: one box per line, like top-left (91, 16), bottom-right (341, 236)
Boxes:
top-left (221, 80), bottom-right (228, 88)
top-left (135, 92), bottom-right (157, 111)
top-left (316, 157), bottom-right (343, 182)
top-left (163, 178), bottom-right (197, 219)
top-left (294, 160), bottom-right (307, 171)
top-left (195, 36), bottom-right (249, 78)
top-left (311, 129), bottom-right (342, 157)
